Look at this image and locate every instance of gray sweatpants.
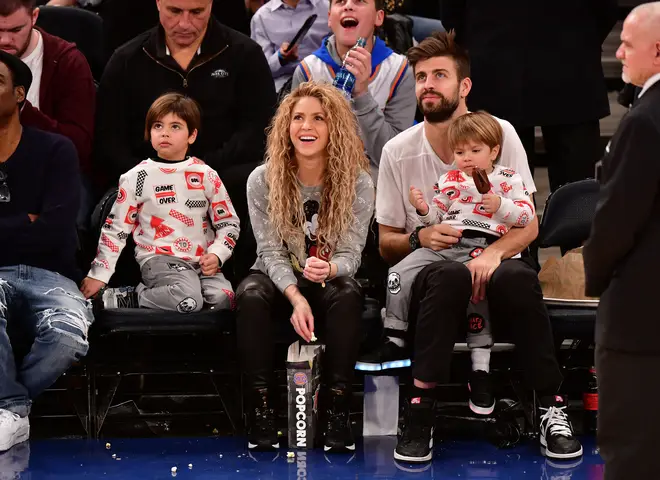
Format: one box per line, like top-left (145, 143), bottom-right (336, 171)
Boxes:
top-left (385, 236), bottom-right (493, 349)
top-left (137, 256), bottom-right (234, 314)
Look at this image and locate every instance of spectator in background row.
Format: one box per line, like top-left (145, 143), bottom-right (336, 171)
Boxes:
top-left (94, 0), bottom-right (276, 280)
top-left (0, 51), bottom-right (93, 452)
top-left (250, 0), bottom-right (330, 93)
top-left (384, 0), bottom-right (444, 43)
top-left (0, 0), bottom-right (96, 226)
top-left (442, 0), bottom-right (618, 193)
top-left (292, 0), bottom-right (416, 181)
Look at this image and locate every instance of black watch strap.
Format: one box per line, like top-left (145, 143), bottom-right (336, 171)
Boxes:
top-left (409, 226), bottom-right (424, 251)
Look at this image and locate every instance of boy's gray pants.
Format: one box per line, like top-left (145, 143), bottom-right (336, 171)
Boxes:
top-left (137, 256), bottom-right (234, 313)
top-left (385, 236), bottom-right (493, 349)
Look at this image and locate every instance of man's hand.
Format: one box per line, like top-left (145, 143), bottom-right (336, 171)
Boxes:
top-left (482, 194), bottom-right (502, 214)
top-left (200, 253), bottom-right (220, 276)
top-left (418, 224), bottom-right (462, 251)
top-left (290, 295), bottom-right (315, 342)
top-left (303, 256), bottom-right (330, 283)
top-left (409, 186), bottom-right (429, 215)
top-left (28, 214), bottom-right (39, 222)
top-left (344, 46), bottom-right (371, 97)
top-left (80, 277), bottom-right (106, 299)
top-left (467, 249), bottom-right (502, 303)
top-left (278, 42), bottom-right (299, 64)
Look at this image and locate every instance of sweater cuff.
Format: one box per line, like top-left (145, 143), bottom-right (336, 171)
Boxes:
top-left (88, 267), bottom-right (112, 285)
top-left (274, 272), bottom-right (298, 294)
top-left (352, 91), bottom-right (378, 114)
top-left (207, 244), bottom-right (232, 267)
top-left (332, 257), bottom-right (352, 278)
top-left (417, 209), bottom-right (435, 226)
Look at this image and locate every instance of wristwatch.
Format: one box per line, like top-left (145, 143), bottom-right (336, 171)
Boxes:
top-left (409, 226), bottom-right (424, 251)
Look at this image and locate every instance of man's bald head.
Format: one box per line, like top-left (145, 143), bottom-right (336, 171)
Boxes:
top-left (617, 1), bottom-right (660, 86)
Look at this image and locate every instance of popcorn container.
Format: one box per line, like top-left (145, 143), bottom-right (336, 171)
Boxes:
top-left (286, 341), bottom-right (323, 449)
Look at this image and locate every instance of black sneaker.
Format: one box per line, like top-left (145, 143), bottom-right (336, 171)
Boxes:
top-left (324, 387), bottom-right (355, 452)
top-left (468, 370), bottom-right (495, 416)
top-left (394, 396), bottom-right (435, 463)
top-left (356, 340), bottom-right (411, 371)
top-left (539, 396), bottom-right (583, 460)
top-left (246, 388), bottom-right (279, 450)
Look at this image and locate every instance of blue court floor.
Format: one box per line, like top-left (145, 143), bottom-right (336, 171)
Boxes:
top-left (1, 435), bottom-right (602, 479)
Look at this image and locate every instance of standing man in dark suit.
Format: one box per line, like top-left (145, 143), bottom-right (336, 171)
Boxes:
top-left (441, 0), bottom-right (618, 192)
top-left (584, 3), bottom-right (660, 479)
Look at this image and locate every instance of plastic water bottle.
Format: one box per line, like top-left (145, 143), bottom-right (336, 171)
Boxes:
top-left (333, 37), bottom-right (367, 99)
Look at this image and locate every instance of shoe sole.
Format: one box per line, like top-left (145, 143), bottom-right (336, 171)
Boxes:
top-left (247, 441), bottom-right (279, 450)
top-left (323, 443), bottom-right (356, 452)
top-left (540, 439), bottom-right (583, 460)
top-left (469, 399), bottom-right (495, 416)
top-left (0, 423), bottom-right (29, 452)
top-left (393, 448), bottom-right (433, 463)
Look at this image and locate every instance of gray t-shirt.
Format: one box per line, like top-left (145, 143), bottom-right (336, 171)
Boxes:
top-left (247, 164), bottom-right (375, 293)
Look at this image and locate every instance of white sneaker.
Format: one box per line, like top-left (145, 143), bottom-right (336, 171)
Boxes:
top-left (0, 410), bottom-right (29, 452)
top-left (102, 287), bottom-right (139, 309)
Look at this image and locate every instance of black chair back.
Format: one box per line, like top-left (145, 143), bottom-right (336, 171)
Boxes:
top-left (36, 6), bottom-right (105, 81)
top-left (538, 179), bottom-right (600, 251)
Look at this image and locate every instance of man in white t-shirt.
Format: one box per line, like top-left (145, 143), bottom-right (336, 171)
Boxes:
top-left (373, 32), bottom-right (582, 464)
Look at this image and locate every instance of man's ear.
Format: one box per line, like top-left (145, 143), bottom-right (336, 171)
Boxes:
top-left (32, 7), bottom-right (39, 26)
top-left (460, 77), bottom-right (472, 99)
top-left (15, 86), bottom-right (25, 104)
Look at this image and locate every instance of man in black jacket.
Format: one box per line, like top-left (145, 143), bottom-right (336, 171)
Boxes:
top-left (442, 0), bottom-right (618, 193)
top-left (584, 3), bottom-right (660, 479)
top-left (94, 0), bottom-right (277, 279)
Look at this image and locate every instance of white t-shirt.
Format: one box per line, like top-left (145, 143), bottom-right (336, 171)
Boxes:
top-left (376, 119), bottom-right (536, 234)
top-left (21, 30), bottom-right (44, 110)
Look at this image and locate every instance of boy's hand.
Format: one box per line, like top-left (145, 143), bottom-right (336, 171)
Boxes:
top-left (80, 277), bottom-right (106, 299)
top-left (200, 253), bottom-right (220, 276)
top-left (482, 194), bottom-right (502, 213)
top-left (409, 186), bottom-right (429, 215)
top-left (344, 46), bottom-right (371, 97)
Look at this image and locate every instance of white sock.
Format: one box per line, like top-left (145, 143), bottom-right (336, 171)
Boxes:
top-left (471, 347), bottom-right (491, 373)
top-left (387, 336), bottom-right (405, 348)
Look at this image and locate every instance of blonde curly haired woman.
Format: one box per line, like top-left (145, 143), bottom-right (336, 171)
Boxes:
top-left (237, 82), bottom-right (375, 453)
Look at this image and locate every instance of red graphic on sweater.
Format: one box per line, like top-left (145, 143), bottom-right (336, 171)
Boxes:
top-left (191, 157), bottom-right (205, 165)
top-left (125, 206), bottom-right (139, 225)
top-left (174, 237), bottom-right (192, 253)
top-left (441, 186), bottom-right (461, 201)
top-left (151, 216), bottom-right (175, 240)
top-left (101, 233), bottom-right (119, 253)
top-left (514, 200), bottom-right (534, 211)
top-left (159, 168), bottom-right (177, 174)
top-left (202, 220), bottom-right (208, 234)
top-left (459, 196), bottom-right (474, 204)
top-left (517, 211), bottom-right (531, 226)
top-left (224, 235), bottom-right (236, 248)
top-left (433, 197), bottom-right (449, 212)
top-left (445, 170), bottom-right (466, 183)
top-left (104, 217), bottom-right (113, 228)
top-left (212, 201), bottom-right (231, 221)
top-left (472, 204), bottom-right (493, 218)
top-left (182, 256), bottom-right (192, 261)
top-left (470, 247), bottom-right (484, 259)
top-left (208, 170), bottom-right (222, 194)
top-left (195, 245), bottom-right (205, 257)
top-left (169, 209), bottom-right (194, 227)
top-left (185, 171), bottom-right (204, 190)
top-left (432, 182), bottom-right (440, 194)
top-left (92, 258), bottom-right (110, 270)
top-left (496, 224), bottom-right (508, 235)
top-left (117, 187), bottom-right (127, 203)
top-left (135, 241), bottom-right (154, 252)
top-left (223, 288), bottom-right (236, 310)
top-left (500, 181), bottom-right (512, 193)
top-left (156, 246), bottom-right (174, 255)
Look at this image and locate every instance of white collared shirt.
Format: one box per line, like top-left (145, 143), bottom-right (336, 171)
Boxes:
top-left (639, 72), bottom-right (660, 98)
top-left (164, 45), bottom-right (202, 57)
top-left (21, 30), bottom-right (44, 109)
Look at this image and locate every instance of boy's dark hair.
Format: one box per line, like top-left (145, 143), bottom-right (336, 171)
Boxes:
top-left (330, 0), bottom-right (384, 11)
top-left (0, 0), bottom-right (36, 16)
top-left (144, 93), bottom-right (202, 141)
top-left (448, 111), bottom-right (503, 162)
top-left (407, 30), bottom-right (471, 80)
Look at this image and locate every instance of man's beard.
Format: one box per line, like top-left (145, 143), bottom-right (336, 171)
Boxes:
top-left (2, 34), bottom-right (31, 59)
top-left (418, 90), bottom-right (460, 124)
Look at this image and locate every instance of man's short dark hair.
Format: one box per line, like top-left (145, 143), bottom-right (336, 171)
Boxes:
top-left (330, 0), bottom-right (384, 11)
top-left (407, 30), bottom-right (471, 80)
top-left (0, 0), bottom-right (36, 16)
top-left (144, 93), bottom-right (202, 141)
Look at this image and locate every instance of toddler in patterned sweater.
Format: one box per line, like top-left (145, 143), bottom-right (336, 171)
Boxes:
top-left (80, 93), bottom-right (240, 313)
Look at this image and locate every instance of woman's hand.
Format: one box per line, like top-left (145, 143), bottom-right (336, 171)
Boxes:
top-left (303, 256), bottom-right (330, 284)
top-left (290, 296), bottom-right (315, 342)
top-left (467, 249), bottom-right (502, 303)
top-left (80, 277), bottom-right (106, 299)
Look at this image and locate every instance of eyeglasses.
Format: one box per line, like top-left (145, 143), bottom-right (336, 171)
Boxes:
top-left (0, 170), bottom-right (9, 203)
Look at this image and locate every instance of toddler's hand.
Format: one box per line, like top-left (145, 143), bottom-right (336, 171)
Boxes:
top-left (409, 186), bottom-right (429, 215)
top-left (80, 277), bottom-right (106, 299)
top-left (200, 253), bottom-right (220, 276)
top-left (482, 194), bottom-right (502, 214)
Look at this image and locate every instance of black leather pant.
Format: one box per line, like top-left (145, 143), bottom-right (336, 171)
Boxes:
top-left (236, 272), bottom-right (363, 390)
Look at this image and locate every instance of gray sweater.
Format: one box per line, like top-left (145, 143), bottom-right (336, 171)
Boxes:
top-left (292, 35), bottom-right (416, 181)
top-left (247, 164), bottom-right (375, 293)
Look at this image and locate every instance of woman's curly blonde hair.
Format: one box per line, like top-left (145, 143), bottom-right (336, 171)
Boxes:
top-left (265, 82), bottom-right (369, 257)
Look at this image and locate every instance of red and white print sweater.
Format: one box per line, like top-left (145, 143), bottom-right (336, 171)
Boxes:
top-left (88, 157), bottom-right (240, 284)
top-left (419, 165), bottom-right (535, 236)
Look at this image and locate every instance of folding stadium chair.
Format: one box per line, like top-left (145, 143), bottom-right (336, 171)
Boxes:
top-left (36, 6), bottom-right (105, 81)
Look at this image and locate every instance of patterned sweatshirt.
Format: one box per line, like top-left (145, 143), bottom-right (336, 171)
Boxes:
top-left (419, 165), bottom-right (535, 236)
top-left (88, 157), bottom-right (240, 284)
top-left (247, 164), bottom-right (375, 293)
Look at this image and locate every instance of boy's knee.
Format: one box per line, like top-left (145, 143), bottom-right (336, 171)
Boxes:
top-left (203, 287), bottom-right (235, 310)
top-left (171, 285), bottom-right (203, 314)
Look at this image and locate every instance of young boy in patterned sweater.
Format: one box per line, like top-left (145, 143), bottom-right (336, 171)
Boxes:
top-left (81, 93), bottom-right (240, 313)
